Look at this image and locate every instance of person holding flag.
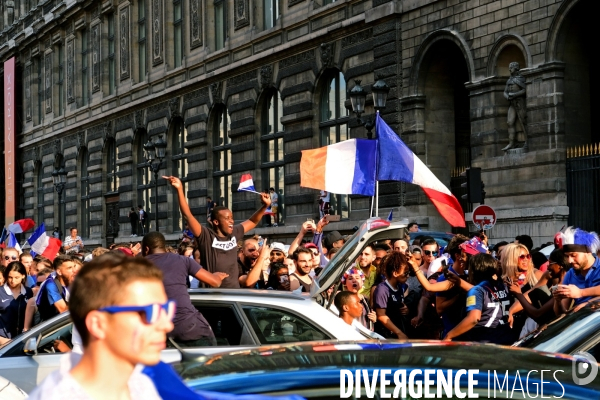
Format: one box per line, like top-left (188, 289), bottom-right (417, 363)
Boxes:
top-left (164, 174), bottom-right (271, 288)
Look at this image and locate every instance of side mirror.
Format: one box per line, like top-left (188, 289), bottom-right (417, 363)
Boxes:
top-left (23, 335), bottom-right (40, 356)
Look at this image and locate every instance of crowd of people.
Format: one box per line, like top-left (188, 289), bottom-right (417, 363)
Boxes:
top-left (0, 176), bottom-right (598, 397)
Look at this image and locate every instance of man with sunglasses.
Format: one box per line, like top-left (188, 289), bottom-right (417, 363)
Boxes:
top-left (1, 248), bottom-right (20, 267)
top-left (29, 253), bottom-right (168, 400)
top-left (420, 239), bottom-right (439, 276)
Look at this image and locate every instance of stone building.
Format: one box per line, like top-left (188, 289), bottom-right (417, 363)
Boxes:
top-left (0, 0), bottom-right (597, 247)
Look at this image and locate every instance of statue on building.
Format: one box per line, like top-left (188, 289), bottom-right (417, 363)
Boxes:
top-left (502, 62), bottom-right (528, 151)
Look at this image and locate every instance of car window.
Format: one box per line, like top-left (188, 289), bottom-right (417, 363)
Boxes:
top-left (172, 303), bottom-right (254, 348)
top-left (3, 319), bottom-right (73, 357)
top-left (242, 306), bottom-right (329, 344)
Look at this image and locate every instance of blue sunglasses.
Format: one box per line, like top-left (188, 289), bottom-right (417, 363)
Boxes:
top-left (98, 300), bottom-right (176, 324)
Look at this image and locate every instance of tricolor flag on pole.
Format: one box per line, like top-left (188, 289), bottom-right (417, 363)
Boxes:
top-left (237, 174), bottom-right (261, 194)
top-left (375, 113), bottom-right (465, 227)
top-left (7, 218), bottom-right (36, 234)
top-left (7, 232), bottom-right (22, 254)
top-left (387, 209), bottom-right (393, 222)
top-left (27, 223), bottom-right (63, 261)
top-left (300, 139), bottom-right (377, 196)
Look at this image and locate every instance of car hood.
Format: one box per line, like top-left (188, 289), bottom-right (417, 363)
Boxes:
top-left (313, 218), bottom-right (407, 302)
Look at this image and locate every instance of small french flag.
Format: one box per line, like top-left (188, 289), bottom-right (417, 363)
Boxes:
top-left (7, 218), bottom-right (36, 234)
top-left (7, 232), bottom-right (22, 254)
top-left (27, 223), bottom-right (62, 261)
top-left (238, 174), bottom-right (260, 194)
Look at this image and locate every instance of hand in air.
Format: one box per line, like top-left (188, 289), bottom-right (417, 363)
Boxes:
top-left (163, 176), bottom-right (183, 190)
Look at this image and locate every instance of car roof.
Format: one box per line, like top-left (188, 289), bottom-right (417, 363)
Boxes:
top-left (177, 340), bottom-right (595, 389)
top-left (188, 288), bottom-right (307, 301)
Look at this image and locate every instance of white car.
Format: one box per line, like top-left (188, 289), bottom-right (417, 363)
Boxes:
top-left (0, 375), bottom-right (27, 400)
top-left (0, 217), bottom-right (404, 393)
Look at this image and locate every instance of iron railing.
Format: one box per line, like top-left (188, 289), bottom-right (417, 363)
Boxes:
top-left (566, 143), bottom-right (600, 232)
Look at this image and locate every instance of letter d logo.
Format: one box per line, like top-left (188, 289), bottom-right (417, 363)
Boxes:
top-left (572, 351), bottom-right (598, 385)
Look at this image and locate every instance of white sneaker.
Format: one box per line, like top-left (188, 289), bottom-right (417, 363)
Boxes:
top-left (133, 234), bottom-right (137, 237)
top-left (273, 223), bottom-right (278, 227)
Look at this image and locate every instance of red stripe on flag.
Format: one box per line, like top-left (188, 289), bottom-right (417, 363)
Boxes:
top-left (422, 188), bottom-right (466, 228)
top-left (42, 238), bottom-right (62, 261)
top-left (300, 147), bottom-right (327, 190)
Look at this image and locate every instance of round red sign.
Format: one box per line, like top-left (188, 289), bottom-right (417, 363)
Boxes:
top-left (472, 205), bottom-right (497, 230)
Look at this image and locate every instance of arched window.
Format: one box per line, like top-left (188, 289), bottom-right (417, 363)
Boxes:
top-left (261, 90), bottom-right (284, 225)
top-left (106, 139), bottom-right (118, 193)
top-left (80, 148), bottom-right (90, 238)
top-left (212, 105), bottom-right (232, 209)
top-left (36, 162), bottom-right (44, 226)
top-left (320, 70), bottom-right (349, 219)
top-left (136, 130), bottom-right (152, 229)
top-left (171, 118), bottom-right (187, 231)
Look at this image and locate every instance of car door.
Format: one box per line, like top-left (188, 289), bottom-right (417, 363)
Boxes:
top-left (240, 304), bottom-right (332, 345)
top-left (0, 318), bottom-right (73, 393)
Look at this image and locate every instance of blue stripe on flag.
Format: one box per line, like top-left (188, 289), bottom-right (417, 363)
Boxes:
top-left (28, 223), bottom-right (46, 246)
top-left (375, 113), bottom-right (415, 183)
top-left (351, 139), bottom-right (377, 196)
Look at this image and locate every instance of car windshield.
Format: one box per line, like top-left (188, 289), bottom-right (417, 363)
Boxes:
top-left (514, 305), bottom-right (600, 354)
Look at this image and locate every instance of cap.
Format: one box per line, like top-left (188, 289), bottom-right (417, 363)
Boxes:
top-left (459, 237), bottom-right (488, 256)
top-left (304, 243), bottom-right (318, 250)
top-left (270, 242), bottom-right (287, 255)
top-left (559, 226), bottom-right (600, 253)
top-left (342, 267), bottom-right (365, 284)
top-left (324, 231), bottom-right (343, 249)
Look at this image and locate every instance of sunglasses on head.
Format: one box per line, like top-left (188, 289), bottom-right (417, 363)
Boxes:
top-left (518, 254), bottom-right (532, 260)
top-left (423, 250), bottom-right (438, 257)
top-left (4, 256), bottom-right (18, 261)
top-left (98, 300), bottom-right (176, 324)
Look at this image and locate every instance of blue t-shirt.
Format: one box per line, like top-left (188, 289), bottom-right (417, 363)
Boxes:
top-left (37, 278), bottom-right (67, 322)
top-left (463, 280), bottom-right (512, 344)
top-left (373, 280), bottom-right (408, 338)
top-left (562, 255), bottom-right (600, 305)
top-left (436, 266), bottom-right (467, 335)
top-left (0, 284), bottom-right (34, 338)
top-left (26, 275), bottom-right (36, 288)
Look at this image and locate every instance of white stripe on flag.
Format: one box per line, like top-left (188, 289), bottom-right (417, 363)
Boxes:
top-left (325, 140), bottom-right (357, 194)
top-left (411, 153), bottom-right (452, 195)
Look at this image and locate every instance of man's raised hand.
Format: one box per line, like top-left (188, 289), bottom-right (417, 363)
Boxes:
top-left (163, 176), bottom-right (183, 190)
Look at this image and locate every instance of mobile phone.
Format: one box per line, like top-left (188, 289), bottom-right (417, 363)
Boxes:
top-left (550, 285), bottom-right (559, 292)
top-left (280, 275), bottom-right (289, 283)
top-left (441, 260), bottom-right (449, 277)
top-left (258, 237), bottom-right (264, 247)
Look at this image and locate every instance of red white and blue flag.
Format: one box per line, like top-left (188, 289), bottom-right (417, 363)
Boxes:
top-left (27, 223), bottom-right (62, 261)
top-left (7, 218), bottom-right (36, 234)
top-left (238, 174), bottom-right (260, 194)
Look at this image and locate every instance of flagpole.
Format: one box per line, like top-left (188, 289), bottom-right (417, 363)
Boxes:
top-left (375, 181), bottom-right (379, 217)
top-left (370, 195), bottom-right (375, 218)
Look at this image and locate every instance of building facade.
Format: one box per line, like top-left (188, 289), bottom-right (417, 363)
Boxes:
top-left (0, 0), bottom-right (596, 247)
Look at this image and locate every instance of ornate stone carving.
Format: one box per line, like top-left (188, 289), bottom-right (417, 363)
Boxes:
top-left (25, 63), bottom-right (32, 121)
top-left (210, 82), bottom-right (223, 104)
top-left (152, 0), bottom-right (163, 66)
top-left (134, 110), bottom-right (145, 128)
top-left (183, 87), bottom-right (209, 104)
top-left (54, 139), bottom-right (62, 157)
top-left (120, 6), bottom-right (130, 80)
top-left (92, 23), bottom-right (101, 92)
top-left (227, 70), bottom-right (256, 87)
top-left (45, 53), bottom-right (52, 114)
top-left (77, 131), bottom-right (85, 151)
top-left (169, 97), bottom-right (180, 118)
top-left (33, 147), bottom-right (40, 163)
top-left (234, 0), bottom-right (249, 30)
top-left (320, 42), bottom-right (335, 68)
top-left (279, 50), bottom-right (314, 70)
top-left (341, 28), bottom-right (372, 48)
top-left (260, 65), bottom-right (273, 89)
top-left (190, 0), bottom-right (202, 48)
top-left (502, 62), bottom-right (528, 151)
top-left (66, 38), bottom-right (75, 103)
top-left (103, 121), bottom-right (114, 142)
top-left (147, 101), bottom-right (169, 117)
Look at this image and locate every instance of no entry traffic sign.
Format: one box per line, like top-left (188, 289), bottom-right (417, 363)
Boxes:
top-left (472, 205), bottom-right (496, 230)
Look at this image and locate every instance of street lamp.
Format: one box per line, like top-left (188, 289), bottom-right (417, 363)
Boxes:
top-left (349, 77), bottom-right (389, 138)
top-left (52, 167), bottom-right (68, 237)
top-left (143, 134), bottom-right (167, 232)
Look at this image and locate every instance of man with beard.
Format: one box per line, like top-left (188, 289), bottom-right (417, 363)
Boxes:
top-left (37, 255), bottom-right (76, 322)
top-left (341, 268), bottom-right (376, 331)
top-left (393, 239), bottom-right (409, 253)
top-left (164, 176), bottom-right (271, 288)
top-left (289, 247), bottom-right (314, 292)
top-left (237, 238), bottom-right (260, 279)
top-left (356, 245), bottom-right (377, 300)
top-left (553, 227), bottom-right (600, 315)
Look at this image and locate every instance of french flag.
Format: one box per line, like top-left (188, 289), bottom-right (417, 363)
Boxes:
top-left (300, 139), bottom-right (377, 196)
top-left (7, 218), bottom-right (36, 234)
top-left (238, 174), bottom-right (259, 193)
top-left (376, 113), bottom-right (465, 227)
top-left (27, 223), bottom-right (62, 261)
top-left (7, 232), bottom-right (22, 254)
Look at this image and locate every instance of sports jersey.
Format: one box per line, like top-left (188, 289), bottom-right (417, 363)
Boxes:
top-left (464, 280), bottom-right (513, 344)
top-left (0, 284), bottom-right (34, 338)
top-left (373, 280), bottom-right (408, 338)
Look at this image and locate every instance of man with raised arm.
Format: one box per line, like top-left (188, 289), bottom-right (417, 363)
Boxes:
top-left (164, 176), bottom-right (271, 288)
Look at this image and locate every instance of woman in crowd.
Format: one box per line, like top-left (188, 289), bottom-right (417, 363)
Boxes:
top-left (372, 252), bottom-right (411, 340)
top-left (264, 262), bottom-right (291, 291)
top-left (341, 267), bottom-right (376, 331)
top-left (0, 262), bottom-right (34, 342)
top-left (444, 254), bottom-right (513, 344)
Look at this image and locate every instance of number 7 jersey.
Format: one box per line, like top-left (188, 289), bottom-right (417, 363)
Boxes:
top-left (465, 280), bottom-right (514, 344)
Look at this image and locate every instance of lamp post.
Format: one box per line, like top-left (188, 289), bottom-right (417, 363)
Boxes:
top-left (349, 77), bottom-right (390, 217)
top-left (52, 167), bottom-right (68, 237)
top-left (143, 134), bottom-right (167, 232)
top-left (349, 77), bottom-right (390, 138)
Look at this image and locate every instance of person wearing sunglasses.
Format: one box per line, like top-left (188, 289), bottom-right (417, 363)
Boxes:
top-left (373, 252), bottom-right (411, 340)
top-left (1, 248), bottom-right (20, 268)
top-left (419, 239), bottom-right (439, 276)
top-left (29, 253), bottom-right (169, 400)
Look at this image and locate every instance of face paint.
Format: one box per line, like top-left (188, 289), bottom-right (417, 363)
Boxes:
top-left (130, 326), bottom-right (142, 355)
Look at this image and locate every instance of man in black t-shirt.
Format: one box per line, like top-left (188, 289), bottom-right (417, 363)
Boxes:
top-left (142, 232), bottom-right (228, 344)
top-left (164, 176), bottom-right (272, 288)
